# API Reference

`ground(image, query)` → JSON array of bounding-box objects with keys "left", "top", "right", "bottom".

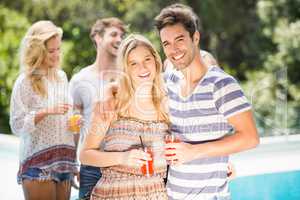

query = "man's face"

[
  {"left": 98, "top": 26, "right": 124, "bottom": 57},
  {"left": 160, "top": 23, "right": 198, "bottom": 71}
]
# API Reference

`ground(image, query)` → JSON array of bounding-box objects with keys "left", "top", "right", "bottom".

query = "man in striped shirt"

[{"left": 155, "top": 4, "right": 259, "bottom": 200}]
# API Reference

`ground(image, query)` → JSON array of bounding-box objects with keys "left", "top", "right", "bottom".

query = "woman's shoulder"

[
  {"left": 13, "top": 73, "right": 31, "bottom": 89},
  {"left": 15, "top": 72, "right": 27, "bottom": 82},
  {"left": 11, "top": 73, "right": 37, "bottom": 99}
]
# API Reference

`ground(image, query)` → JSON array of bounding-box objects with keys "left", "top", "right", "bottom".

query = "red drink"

[
  {"left": 165, "top": 135, "right": 180, "bottom": 143},
  {"left": 165, "top": 133, "right": 180, "bottom": 163},
  {"left": 141, "top": 147, "right": 154, "bottom": 177}
]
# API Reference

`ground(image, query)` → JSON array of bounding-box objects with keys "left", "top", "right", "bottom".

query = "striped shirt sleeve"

[{"left": 213, "top": 76, "right": 251, "bottom": 119}]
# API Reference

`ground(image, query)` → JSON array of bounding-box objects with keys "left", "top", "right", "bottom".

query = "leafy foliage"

[
  {"left": 0, "top": 6, "right": 29, "bottom": 133},
  {"left": 0, "top": 0, "right": 299, "bottom": 135}
]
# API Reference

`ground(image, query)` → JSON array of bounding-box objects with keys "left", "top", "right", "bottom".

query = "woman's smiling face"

[{"left": 127, "top": 45, "right": 157, "bottom": 87}]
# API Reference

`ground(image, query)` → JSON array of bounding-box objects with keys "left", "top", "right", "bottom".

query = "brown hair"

[
  {"left": 155, "top": 3, "right": 200, "bottom": 38},
  {"left": 90, "top": 17, "right": 126, "bottom": 48}
]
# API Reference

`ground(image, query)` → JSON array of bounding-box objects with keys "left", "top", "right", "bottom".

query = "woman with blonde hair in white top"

[{"left": 10, "top": 20, "right": 77, "bottom": 200}]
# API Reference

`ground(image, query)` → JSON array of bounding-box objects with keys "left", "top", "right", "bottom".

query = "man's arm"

[
  {"left": 69, "top": 77, "right": 84, "bottom": 147},
  {"left": 193, "top": 110, "right": 258, "bottom": 158},
  {"left": 165, "top": 110, "right": 259, "bottom": 165}
]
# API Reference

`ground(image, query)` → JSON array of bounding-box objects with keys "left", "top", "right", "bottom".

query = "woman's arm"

[
  {"left": 10, "top": 76, "right": 37, "bottom": 135},
  {"left": 10, "top": 74, "right": 72, "bottom": 135},
  {"left": 79, "top": 100, "right": 150, "bottom": 168},
  {"left": 34, "top": 104, "right": 72, "bottom": 124},
  {"left": 79, "top": 123, "right": 125, "bottom": 167},
  {"left": 35, "top": 71, "right": 71, "bottom": 124}
]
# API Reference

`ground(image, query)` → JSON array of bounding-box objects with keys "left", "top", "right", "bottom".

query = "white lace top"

[{"left": 10, "top": 70, "right": 77, "bottom": 182}]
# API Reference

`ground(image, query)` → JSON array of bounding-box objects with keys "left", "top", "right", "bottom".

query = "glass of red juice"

[{"left": 141, "top": 147, "right": 154, "bottom": 177}]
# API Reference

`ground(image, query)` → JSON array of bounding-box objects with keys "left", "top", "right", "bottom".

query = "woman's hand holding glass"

[
  {"left": 45, "top": 103, "right": 72, "bottom": 115},
  {"left": 34, "top": 103, "right": 72, "bottom": 125},
  {"left": 121, "top": 148, "right": 152, "bottom": 169}
]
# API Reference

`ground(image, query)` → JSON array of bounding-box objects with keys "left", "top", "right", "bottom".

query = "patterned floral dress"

[{"left": 90, "top": 116, "right": 169, "bottom": 200}]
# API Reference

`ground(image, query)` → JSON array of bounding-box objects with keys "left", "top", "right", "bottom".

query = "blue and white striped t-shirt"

[{"left": 165, "top": 65, "right": 251, "bottom": 200}]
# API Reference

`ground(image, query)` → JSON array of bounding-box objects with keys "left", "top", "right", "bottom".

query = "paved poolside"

[
  {"left": 230, "top": 134, "right": 300, "bottom": 177},
  {"left": 0, "top": 134, "right": 78, "bottom": 200}
]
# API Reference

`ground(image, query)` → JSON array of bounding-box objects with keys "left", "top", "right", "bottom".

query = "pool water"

[{"left": 229, "top": 170, "right": 300, "bottom": 200}]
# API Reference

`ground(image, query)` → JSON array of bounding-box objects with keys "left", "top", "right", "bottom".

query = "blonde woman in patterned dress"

[
  {"left": 10, "top": 21, "right": 77, "bottom": 200},
  {"left": 80, "top": 34, "right": 169, "bottom": 200}
]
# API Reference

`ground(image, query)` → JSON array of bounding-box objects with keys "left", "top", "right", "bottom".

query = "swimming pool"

[
  {"left": 1, "top": 134, "right": 300, "bottom": 200},
  {"left": 229, "top": 135, "right": 300, "bottom": 200},
  {"left": 229, "top": 170, "right": 300, "bottom": 200}
]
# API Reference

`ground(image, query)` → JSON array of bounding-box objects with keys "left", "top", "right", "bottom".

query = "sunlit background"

[{"left": 0, "top": 0, "right": 299, "bottom": 199}]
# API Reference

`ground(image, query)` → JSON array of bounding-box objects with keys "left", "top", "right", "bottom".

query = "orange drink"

[{"left": 68, "top": 114, "right": 81, "bottom": 134}]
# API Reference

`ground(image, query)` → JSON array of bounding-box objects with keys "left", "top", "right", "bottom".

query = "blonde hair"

[
  {"left": 116, "top": 34, "right": 169, "bottom": 123},
  {"left": 20, "top": 20, "right": 63, "bottom": 97}
]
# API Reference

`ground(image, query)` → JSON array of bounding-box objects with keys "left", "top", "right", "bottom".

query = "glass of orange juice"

[{"left": 68, "top": 113, "right": 82, "bottom": 134}]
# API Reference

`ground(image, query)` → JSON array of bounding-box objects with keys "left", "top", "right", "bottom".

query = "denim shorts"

[
  {"left": 79, "top": 165, "right": 101, "bottom": 200},
  {"left": 20, "top": 167, "right": 73, "bottom": 183}
]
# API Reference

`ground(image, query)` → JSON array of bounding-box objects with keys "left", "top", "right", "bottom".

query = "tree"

[
  {"left": 0, "top": 6, "right": 30, "bottom": 133},
  {"left": 243, "top": 0, "right": 300, "bottom": 135}
]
